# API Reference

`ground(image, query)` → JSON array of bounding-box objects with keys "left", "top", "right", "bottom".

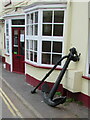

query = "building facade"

[{"left": 0, "top": 0, "right": 90, "bottom": 108}]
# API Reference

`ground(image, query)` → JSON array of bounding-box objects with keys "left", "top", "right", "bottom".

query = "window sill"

[
  {"left": 82, "top": 76, "right": 90, "bottom": 80},
  {"left": 4, "top": 54, "right": 10, "bottom": 57},
  {"left": 25, "top": 61, "right": 62, "bottom": 70}
]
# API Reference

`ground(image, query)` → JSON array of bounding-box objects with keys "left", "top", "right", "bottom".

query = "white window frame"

[
  {"left": 25, "top": 6, "right": 66, "bottom": 68},
  {"left": 5, "top": 20, "right": 10, "bottom": 54}
]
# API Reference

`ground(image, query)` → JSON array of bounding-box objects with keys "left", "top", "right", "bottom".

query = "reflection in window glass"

[
  {"left": 30, "top": 25, "right": 33, "bottom": 35},
  {"left": 30, "top": 51, "right": 33, "bottom": 61},
  {"left": 27, "top": 26, "right": 30, "bottom": 35},
  {"left": 43, "top": 11, "right": 52, "bottom": 23},
  {"left": 34, "top": 52, "right": 37, "bottom": 62},
  {"left": 30, "top": 40, "right": 33, "bottom": 50},
  {"left": 6, "top": 28, "right": 9, "bottom": 36},
  {"left": 6, "top": 23, "right": 8, "bottom": 28},
  {"left": 52, "top": 54, "right": 62, "bottom": 64},
  {"left": 6, "top": 39, "right": 9, "bottom": 54},
  {"left": 34, "top": 41, "right": 37, "bottom": 51},
  {"left": 26, "top": 40, "right": 29, "bottom": 49},
  {"left": 14, "top": 30, "right": 18, "bottom": 45},
  {"left": 14, "top": 47, "right": 18, "bottom": 54},
  {"left": 42, "top": 53, "right": 50, "bottom": 64},
  {"left": 26, "top": 50, "right": 29, "bottom": 60},
  {"left": 42, "top": 41, "right": 51, "bottom": 52},
  {"left": 31, "top": 14, "right": 33, "bottom": 23},
  {"left": 34, "top": 25, "right": 38, "bottom": 35},
  {"left": 6, "top": 21, "right": 9, "bottom": 36},
  {"left": 20, "top": 42, "right": 24, "bottom": 55},
  {"left": 53, "top": 42, "right": 62, "bottom": 53},
  {"left": 29, "top": 25, "right": 33, "bottom": 35},
  {"left": 53, "top": 25, "right": 63, "bottom": 36},
  {"left": 12, "top": 19, "right": 25, "bottom": 25},
  {"left": 35, "top": 12, "right": 38, "bottom": 23},
  {"left": 27, "top": 14, "right": 30, "bottom": 24},
  {"left": 54, "top": 11, "right": 64, "bottom": 23},
  {"left": 43, "top": 24, "right": 52, "bottom": 36}
]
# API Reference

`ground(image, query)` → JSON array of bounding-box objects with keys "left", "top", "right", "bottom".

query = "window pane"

[
  {"left": 12, "top": 19, "right": 25, "bottom": 25},
  {"left": 34, "top": 25, "right": 38, "bottom": 35},
  {"left": 7, "top": 48, "right": 9, "bottom": 53},
  {"left": 54, "top": 11, "right": 64, "bottom": 23},
  {"left": 34, "top": 41, "right": 37, "bottom": 51},
  {"left": 30, "top": 51, "right": 33, "bottom": 61},
  {"left": 14, "top": 47, "right": 18, "bottom": 54},
  {"left": 14, "top": 30, "right": 18, "bottom": 45},
  {"left": 42, "top": 41, "right": 51, "bottom": 52},
  {"left": 30, "top": 40, "right": 33, "bottom": 50},
  {"left": 30, "top": 25, "right": 33, "bottom": 35},
  {"left": 7, "top": 40, "right": 9, "bottom": 53},
  {"left": 6, "top": 29, "right": 9, "bottom": 36},
  {"left": 20, "top": 42, "right": 24, "bottom": 55},
  {"left": 27, "top": 14, "right": 30, "bottom": 24},
  {"left": 6, "top": 23, "right": 8, "bottom": 29},
  {"left": 43, "top": 11, "right": 52, "bottom": 23},
  {"left": 53, "top": 25, "right": 63, "bottom": 36},
  {"left": 31, "top": 13, "right": 33, "bottom": 23},
  {"left": 20, "top": 29, "right": 25, "bottom": 55},
  {"left": 34, "top": 52, "right": 37, "bottom": 62},
  {"left": 42, "top": 53, "right": 50, "bottom": 64},
  {"left": 43, "top": 24, "right": 52, "bottom": 36},
  {"left": 27, "top": 26, "right": 30, "bottom": 35},
  {"left": 7, "top": 40, "right": 9, "bottom": 46},
  {"left": 89, "top": 63, "right": 90, "bottom": 74},
  {"left": 6, "top": 22, "right": 9, "bottom": 36},
  {"left": 52, "top": 54, "right": 62, "bottom": 64},
  {"left": 53, "top": 42, "right": 62, "bottom": 53},
  {"left": 26, "top": 50, "right": 29, "bottom": 60},
  {"left": 35, "top": 12, "right": 38, "bottom": 23}
]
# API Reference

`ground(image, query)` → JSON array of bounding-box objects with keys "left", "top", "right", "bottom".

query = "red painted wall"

[
  {"left": 2, "top": 57, "right": 5, "bottom": 63},
  {"left": 6, "top": 62, "right": 11, "bottom": 71},
  {"left": 26, "top": 73, "right": 90, "bottom": 108}
]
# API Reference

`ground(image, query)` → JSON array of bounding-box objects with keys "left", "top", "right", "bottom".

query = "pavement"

[{"left": 0, "top": 61, "right": 90, "bottom": 119}]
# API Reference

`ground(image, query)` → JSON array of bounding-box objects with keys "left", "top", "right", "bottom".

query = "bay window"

[{"left": 25, "top": 8, "right": 65, "bottom": 67}]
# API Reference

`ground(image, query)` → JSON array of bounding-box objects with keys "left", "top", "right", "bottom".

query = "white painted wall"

[{"left": 25, "top": 1, "right": 90, "bottom": 95}]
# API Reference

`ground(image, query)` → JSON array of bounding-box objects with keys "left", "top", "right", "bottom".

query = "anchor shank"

[{"left": 48, "top": 56, "right": 71, "bottom": 100}]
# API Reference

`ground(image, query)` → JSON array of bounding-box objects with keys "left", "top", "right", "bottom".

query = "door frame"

[{"left": 12, "top": 27, "right": 25, "bottom": 74}]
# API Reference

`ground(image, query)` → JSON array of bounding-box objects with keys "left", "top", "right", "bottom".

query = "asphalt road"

[
  {"left": 1, "top": 96, "right": 15, "bottom": 118},
  {"left": 1, "top": 79, "right": 39, "bottom": 118}
]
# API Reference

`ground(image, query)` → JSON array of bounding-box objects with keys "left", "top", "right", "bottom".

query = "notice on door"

[{"left": 20, "top": 34, "right": 24, "bottom": 42}]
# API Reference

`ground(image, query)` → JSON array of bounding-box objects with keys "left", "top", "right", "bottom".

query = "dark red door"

[{"left": 12, "top": 27, "right": 25, "bottom": 73}]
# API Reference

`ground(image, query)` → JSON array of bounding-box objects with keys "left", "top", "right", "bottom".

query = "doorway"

[{"left": 12, "top": 27, "right": 25, "bottom": 73}]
